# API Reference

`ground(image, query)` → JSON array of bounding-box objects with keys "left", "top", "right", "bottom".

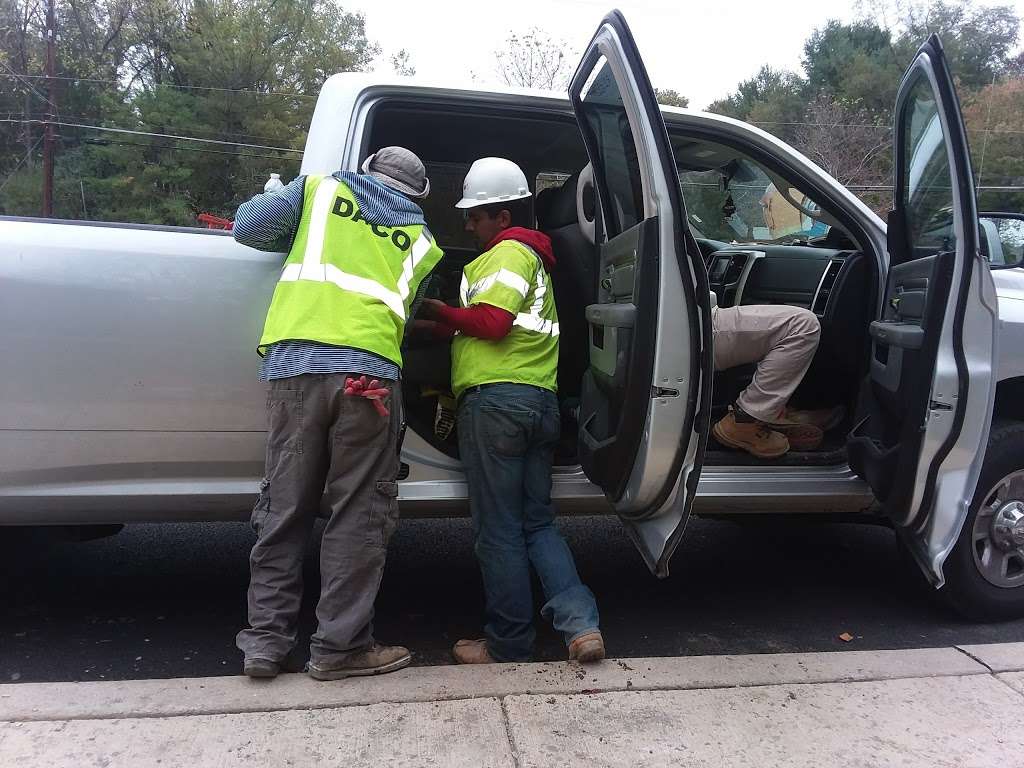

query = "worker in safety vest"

[
  {"left": 419, "top": 157, "right": 604, "bottom": 664},
  {"left": 232, "top": 147, "right": 442, "bottom": 680}
]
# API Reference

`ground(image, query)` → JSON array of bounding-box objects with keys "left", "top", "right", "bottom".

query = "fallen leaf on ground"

[{"left": 838, "top": 632, "right": 854, "bottom": 642}]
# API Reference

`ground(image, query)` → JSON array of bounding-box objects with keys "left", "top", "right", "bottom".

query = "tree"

[
  {"left": 889, "top": 0, "right": 1020, "bottom": 88},
  {"left": 494, "top": 27, "right": 573, "bottom": 90},
  {"left": 795, "top": 95, "right": 893, "bottom": 213},
  {"left": 960, "top": 77, "right": 1024, "bottom": 212},
  {"left": 707, "top": 66, "right": 807, "bottom": 143},
  {"left": 802, "top": 20, "right": 902, "bottom": 113},
  {"left": 391, "top": 48, "right": 415, "bottom": 77},
  {"left": 655, "top": 88, "right": 689, "bottom": 108},
  {"left": 0, "top": 0, "right": 378, "bottom": 222}
]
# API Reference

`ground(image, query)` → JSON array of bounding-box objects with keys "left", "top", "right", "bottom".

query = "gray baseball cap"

[{"left": 360, "top": 146, "right": 430, "bottom": 199}]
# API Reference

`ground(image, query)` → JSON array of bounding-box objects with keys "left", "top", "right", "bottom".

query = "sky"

[{"left": 344, "top": 0, "right": 1024, "bottom": 109}]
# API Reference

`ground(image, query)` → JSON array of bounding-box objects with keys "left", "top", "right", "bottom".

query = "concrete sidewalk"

[{"left": 1, "top": 643, "right": 1022, "bottom": 767}]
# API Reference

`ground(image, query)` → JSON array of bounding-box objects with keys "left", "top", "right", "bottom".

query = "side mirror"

[{"left": 979, "top": 212, "right": 1024, "bottom": 269}]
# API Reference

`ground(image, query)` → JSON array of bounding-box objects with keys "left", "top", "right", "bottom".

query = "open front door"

[
  {"left": 848, "top": 35, "right": 998, "bottom": 585},
  {"left": 570, "top": 11, "right": 712, "bottom": 577}
]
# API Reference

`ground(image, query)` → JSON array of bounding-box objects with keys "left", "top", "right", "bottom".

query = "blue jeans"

[{"left": 458, "top": 383, "right": 600, "bottom": 662}]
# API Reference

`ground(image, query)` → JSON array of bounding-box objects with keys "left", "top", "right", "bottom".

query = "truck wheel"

[{"left": 936, "top": 421, "right": 1024, "bottom": 621}]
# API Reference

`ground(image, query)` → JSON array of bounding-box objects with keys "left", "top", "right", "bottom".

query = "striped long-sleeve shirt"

[{"left": 234, "top": 173, "right": 431, "bottom": 382}]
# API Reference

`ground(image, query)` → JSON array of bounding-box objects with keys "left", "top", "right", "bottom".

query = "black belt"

[{"left": 459, "top": 382, "right": 550, "bottom": 402}]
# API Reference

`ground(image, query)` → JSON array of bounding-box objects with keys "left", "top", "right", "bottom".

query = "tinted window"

[
  {"left": 575, "top": 55, "right": 643, "bottom": 237},
  {"left": 902, "top": 76, "right": 956, "bottom": 257}
]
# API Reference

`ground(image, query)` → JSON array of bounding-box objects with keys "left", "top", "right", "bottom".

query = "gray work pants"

[
  {"left": 236, "top": 373, "right": 403, "bottom": 665},
  {"left": 712, "top": 305, "right": 820, "bottom": 423}
]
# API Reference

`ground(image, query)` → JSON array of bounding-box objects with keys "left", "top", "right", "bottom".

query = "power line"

[
  {"left": 8, "top": 112, "right": 302, "bottom": 145},
  {"left": 750, "top": 119, "right": 1024, "bottom": 136},
  {"left": 0, "top": 72, "right": 316, "bottom": 99},
  {"left": 0, "top": 118, "right": 303, "bottom": 154},
  {"left": 0, "top": 61, "right": 57, "bottom": 112},
  {"left": 81, "top": 137, "right": 302, "bottom": 163}
]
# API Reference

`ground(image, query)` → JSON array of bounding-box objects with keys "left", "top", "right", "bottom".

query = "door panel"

[
  {"left": 570, "top": 12, "right": 712, "bottom": 576},
  {"left": 847, "top": 35, "right": 998, "bottom": 584},
  {"left": 0, "top": 219, "right": 272, "bottom": 497}
]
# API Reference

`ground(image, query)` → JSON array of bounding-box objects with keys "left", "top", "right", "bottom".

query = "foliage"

[
  {"left": 795, "top": 96, "right": 894, "bottom": 212},
  {"left": 655, "top": 88, "right": 689, "bottom": 108},
  {"left": 707, "top": 66, "right": 807, "bottom": 144},
  {"left": 1, "top": 0, "right": 1021, "bottom": 225},
  {"left": 960, "top": 78, "right": 1024, "bottom": 212},
  {"left": 0, "top": 0, "right": 376, "bottom": 221},
  {"left": 802, "top": 20, "right": 902, "bottom": 113},
  {"left": 708, "top": 0, "right": 1022, "bottom": 213}
]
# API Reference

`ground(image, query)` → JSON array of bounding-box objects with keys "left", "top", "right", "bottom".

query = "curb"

[{"left": 3, "top": 644, "right": 1020, "bottom": 722}]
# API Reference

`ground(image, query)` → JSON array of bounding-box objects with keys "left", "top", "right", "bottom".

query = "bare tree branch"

[{"left": 494, "top": 27, "right": 572, "bottom": 90}]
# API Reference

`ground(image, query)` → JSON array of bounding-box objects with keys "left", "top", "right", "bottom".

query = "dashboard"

[{"left": 698, "top": 239, "right": 861, "bottom": 319}]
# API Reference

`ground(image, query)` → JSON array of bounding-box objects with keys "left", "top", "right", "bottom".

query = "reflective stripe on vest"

[
  {"left": 513, "top": 258, "right": 559, "bottom": 337},
  {"left": 459, "top": 249, "right": 559, "bottom": 337},
  {"left": 275, "top": 177, "right": 432, "bottom": 320}
]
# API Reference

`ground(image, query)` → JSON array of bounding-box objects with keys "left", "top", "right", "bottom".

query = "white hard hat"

[{"left": 455, "top": 157, "right": 531, "bottom": 209}]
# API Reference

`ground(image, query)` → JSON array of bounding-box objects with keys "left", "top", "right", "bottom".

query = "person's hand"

[
  {"left": 409, "top": 318, "right": 455, "bottom": 341},
  {"left": 418, "top": 298, "right": 448, "bottom": 320},
  {"left": 343, "top": 375, "right": 390, "bottom": 418}
]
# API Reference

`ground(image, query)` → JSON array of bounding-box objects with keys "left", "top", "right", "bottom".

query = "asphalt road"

[{"left": 3, "top": 515, "right": 1024, "bottom": 683}]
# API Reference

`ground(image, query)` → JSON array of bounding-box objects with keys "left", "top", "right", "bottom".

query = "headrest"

[{"left": 536, "top": 171, "right": 582, "bottom": 230}]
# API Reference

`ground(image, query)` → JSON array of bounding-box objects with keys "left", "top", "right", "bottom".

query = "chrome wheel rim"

[{"left": 972, "top": 470, "right": 1024, "bottom": 589}]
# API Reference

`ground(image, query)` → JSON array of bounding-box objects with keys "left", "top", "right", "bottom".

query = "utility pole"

[{"left": 42, "top": 0, "right": 57, "bottom": 217}]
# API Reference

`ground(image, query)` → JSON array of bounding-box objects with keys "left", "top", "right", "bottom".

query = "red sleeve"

[{"left": 435, "top": 303, "right": 515, "bottom": 340}]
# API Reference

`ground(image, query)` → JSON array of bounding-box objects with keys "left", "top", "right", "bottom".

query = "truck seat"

[{"left": 535, "top": 170, "right": 598, "bottom": 398}]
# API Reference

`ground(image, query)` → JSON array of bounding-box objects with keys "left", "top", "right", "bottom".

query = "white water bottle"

[{"left": 264, "top": 173, "right": 284, "bottom": 194}]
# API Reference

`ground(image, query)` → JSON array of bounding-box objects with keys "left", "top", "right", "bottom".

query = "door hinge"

[
  {"left": 929, "top": 400, "right": 953, "bottom": 411},
  {"left": 653, "top": 387, "right": 679, "bottom": 398}
]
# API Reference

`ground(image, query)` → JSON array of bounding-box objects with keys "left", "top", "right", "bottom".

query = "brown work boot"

[
  {"left": 568, "top": 632, "right": 606, "bottom": 663},
  {"left": 307, "top": 643, "right": 411, "bottom": 681},
  {"left": 775, "top": 423, "right": 825, "bottom": 451},
  {"left": 452, "top": 638, "right": 498, "bottom": 664},
  {"left": 779, "top": 405, "right": 845, "bottom": 432},
  {"left": 712, "top": 410, "right": 789, "bottom": 459}
]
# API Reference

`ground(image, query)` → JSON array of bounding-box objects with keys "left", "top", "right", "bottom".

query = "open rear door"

[
  {"left": 847, "top": 35, "right": 999, "bottom": 585},
  {"left": 570, "top": 11, "right": 712, "bottom": 577}
]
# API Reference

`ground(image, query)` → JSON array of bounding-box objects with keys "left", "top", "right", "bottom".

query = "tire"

[{"left": 935, "top": 420, "right": 1024, "bottom": 621}]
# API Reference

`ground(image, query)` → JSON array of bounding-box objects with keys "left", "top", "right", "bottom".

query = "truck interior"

[{"left": 363, "top": 98, "right": 880, "bottom": 468}]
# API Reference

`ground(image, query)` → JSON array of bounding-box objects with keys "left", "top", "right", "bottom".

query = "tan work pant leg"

[{"left": 712, "top": 305, "right": 821, "bottom": 423}]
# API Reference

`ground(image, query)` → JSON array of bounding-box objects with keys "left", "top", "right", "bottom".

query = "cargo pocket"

[
  {"left": 367, "top": 480, "right": 400, "bottom": 548},
  {"left": 266, "top": 388, "right": 303, "bottom": 455},
  {"left": 250, "top": 477, "right": 271, "bottom": 534}
]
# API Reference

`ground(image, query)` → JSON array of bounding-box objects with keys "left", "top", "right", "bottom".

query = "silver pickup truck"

[{"left": 3, "top": 12, "right": 1024, "bottom": 621}]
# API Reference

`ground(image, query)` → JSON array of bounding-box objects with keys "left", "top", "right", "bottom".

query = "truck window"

[{"left": 672, "top": 137, "right": 837, "bottom": 244}]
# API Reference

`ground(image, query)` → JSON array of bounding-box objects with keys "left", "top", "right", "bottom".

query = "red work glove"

[{"left": 343, "top": 375, "right": 390, "bottom": 418}]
